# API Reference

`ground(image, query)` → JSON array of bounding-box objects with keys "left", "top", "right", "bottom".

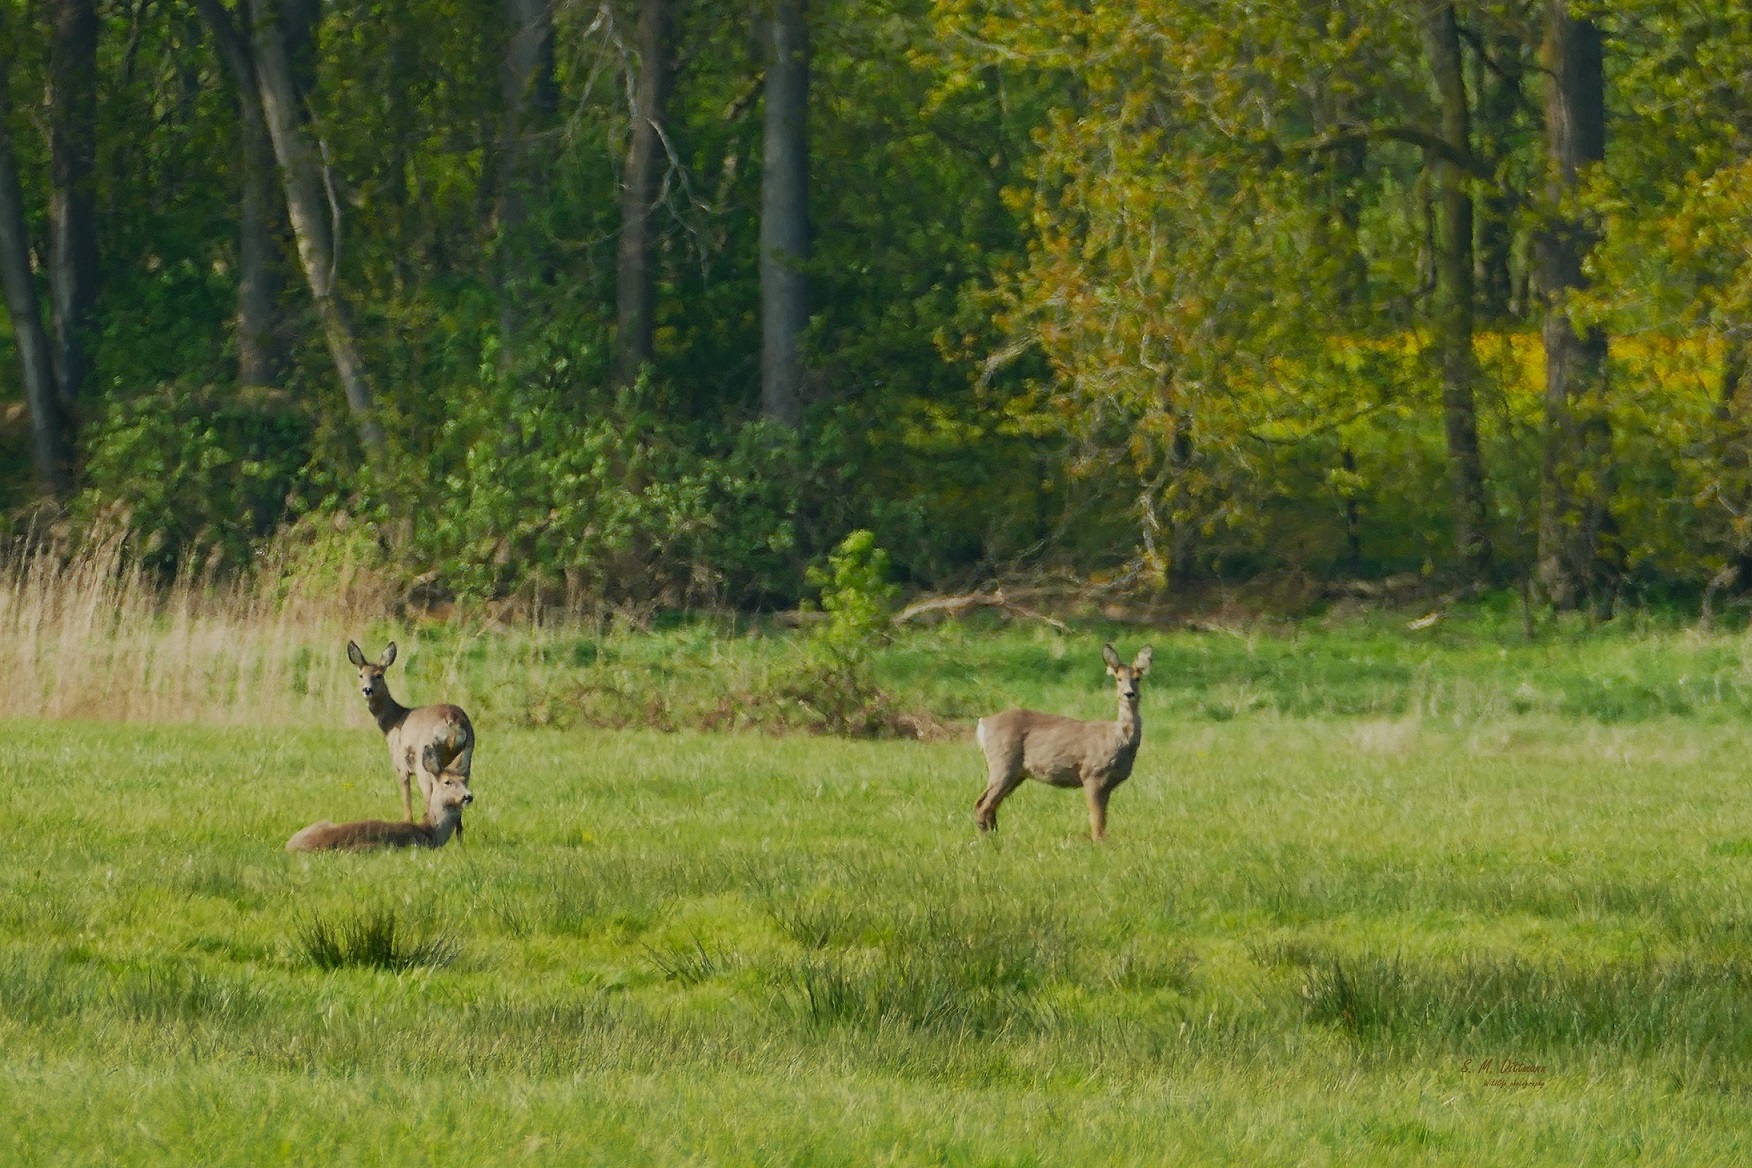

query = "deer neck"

[
  {"left": 367, "top": 687, "right": 411, "bottom": 736},
  {"left": 1116, "top": 695, "right": 1142, "bottom": 745},
  {"left": 418, "top": 804, "right": 463, "bottom": 848}
]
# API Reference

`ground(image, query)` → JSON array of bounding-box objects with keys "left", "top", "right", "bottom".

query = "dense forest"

[{"left": 0, "top": 0, "right": 1748, "bottom": 612}]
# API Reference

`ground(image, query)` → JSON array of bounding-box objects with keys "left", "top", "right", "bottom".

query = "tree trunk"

[
  {"left": 247, "top": 0, "right": 383, "bottom": 454},
  {"left": 195, "top": 0, "right": 286, "bottom": 389},
  {"left": 1475, "top": 27, "right": 1523, "bottom": 322},
  {"left": 497, "top": 0, "right": 555, "bottom": 375},
  {"left": 0, "top": 40, "right": 73, "bottom": 496},
  {"left": 236, "top": 92, "right": 285, "bottom": 388},
  {"left": 614, "top": 0, "right": 673, "bottom": 388},
  {"left": 1717, "top": 338, "right": 1752, "bottom": 580},
  {"left": 1713, "top": 61, "right": 1752, "bottom": 586},
  {"left": 1324, "top": 127, "right": 1368, "bottom": 311},
  {"left": 759, "top": 0, "right": 809, "bottom": 427},
  {"left": 1534, "top": 0, "right": 1609, "bottom": 611},
  {"left": 1425, "top": 1, "right": 1493, "bottom": 583},
  {"left": 48, "top": 0, "right": 99, "bottom": 415},
  {"left": 1341, "top": 447, "right": 1363, "bottom": 571},
  {"left": 1166, "top": 414, "right": 1196, "bottom": 581}
]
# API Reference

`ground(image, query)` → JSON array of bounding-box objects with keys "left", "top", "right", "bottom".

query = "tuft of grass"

[
  {"left": 111, "top": 964, "right": 262, "bottom": 1024},
  {"left": 765, "top": 892, "right": 858, "bottom": 949},
  {"left": 1107, "top": 942, "right": 1198, "bottom": 993},
  {"left": 294, "top": 907, "right": 458, "bottom": 973},
  {"left": 1302, "top": 954, "right": 1752, "bottom": 1058},
  {"left": 643, "top": 935, "right": 735, "bottom": 985},
  {"left": 786, "top": 950, "right": 1054, "bottom": 1037},
  {"left": 781, "top": 902, "right": 1069, "bottom": 1036}
]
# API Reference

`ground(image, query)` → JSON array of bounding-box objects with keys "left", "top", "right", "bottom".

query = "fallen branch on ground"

[{"left": 891, "top": 588, "right": 1069, "bottom": 632}]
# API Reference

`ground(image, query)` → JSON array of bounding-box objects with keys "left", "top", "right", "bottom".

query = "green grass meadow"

[{"left": 7, "top": 616, "right": 1752, "bottom": 1162}]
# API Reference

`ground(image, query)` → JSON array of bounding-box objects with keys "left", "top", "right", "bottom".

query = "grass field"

[{"left": 7, "top": 612, "right": 1752, "bottom": 1163}]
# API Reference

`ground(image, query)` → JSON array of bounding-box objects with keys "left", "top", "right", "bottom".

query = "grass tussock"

[
  {"left": 1303, "top": 953, "right": 1752, "bottom": 1059},
  {"left": 294, "top": 907, "right": 459, "bottom": 973},
  {"left": 643, "top": 936, "right": 739, "bottom": 986},
  {"left": 772, "top": 898, "right": 1074, "bottom": 1037},
  {"left": 111, "top": 964, "right": 265, "bottom": 1025}
]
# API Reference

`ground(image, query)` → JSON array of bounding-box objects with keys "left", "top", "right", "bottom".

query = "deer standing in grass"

[
  {"left": 287, "top": 746, "right": 474, "bottom": 852},
  {"left": 348, "top": 640, "right": 475, "bottom": 835},
  {"left": 974, "top": 643, "right": 1153, "bottom": 842}
]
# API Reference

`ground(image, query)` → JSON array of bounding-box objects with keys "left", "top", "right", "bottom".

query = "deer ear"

[
  {"left": 347, "top": 641, "right": 366, "bottom": 668},
  {"left": 1132, "top": 646, "right": 1153, "bottom": 675},
  {"left": 1102, "top": 643, "right": 1122, "bottom": 673},
  {"left": 380, "top": 642, "right": 397, "bottom": 668},
  {"left": 421, "top": 743, "right": 439, "bottom": 772}
]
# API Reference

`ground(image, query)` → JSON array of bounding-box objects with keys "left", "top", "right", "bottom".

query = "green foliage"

[
  {"left": 806, "top": 529, "right": 900, "bottom": 658},
  {"left": 5, "top": 0, "right": 1752, "bottom": 605},
  {"left": 739, "top": 529, "right": 908, "bottom": 737},
  {"left": 754, "top": 654, "right": 911, "bottom": 738},
  {"left": 74, "top": 384, "right": 312, "bottom": 574},
  {"left": 256, "top": 512, "right": 392, "bottom": 604},
  {"left": 375, "top": 372, "right": 803, "bottom": 607}
]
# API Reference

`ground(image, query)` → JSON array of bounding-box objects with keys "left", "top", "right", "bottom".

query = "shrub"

[
  {"left": 381, "top": 374, "right": 804, "bottom": 608},
  {"left": 806, "top": 529, "right": 900, "bottom": 661},
  {"left": 75, "top": 383, "right": 313, "bottom": 575}
]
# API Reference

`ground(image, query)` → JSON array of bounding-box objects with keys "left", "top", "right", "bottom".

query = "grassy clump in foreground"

[{"left": 5, "top": 645, "right": 1752, "bottom": 1164}]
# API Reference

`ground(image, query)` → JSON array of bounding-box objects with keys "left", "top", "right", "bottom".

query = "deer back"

[
  {"left": 286, "top": 817, "right": 435, "bottom": 853},
  {"left": 388, "top": 703, "right": 474, "bottom": 777}
]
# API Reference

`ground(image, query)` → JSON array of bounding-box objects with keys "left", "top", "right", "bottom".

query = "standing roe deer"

[
  {"left": 347, "top": 640, "right": 475, "bottom": 833},
  {"left": 974, "top": 643, "right": 1153, "bottom": 842},
  {"left": 287, "top": 747, "right": 474, "bottom": 852}
]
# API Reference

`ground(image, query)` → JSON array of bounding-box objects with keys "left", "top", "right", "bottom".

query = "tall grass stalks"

[
  {"left": 0, "top": 535, "right": 937, "bottom": 735},
  {"left": 0, "top": 536, "right": 390, "bottom": 726}
]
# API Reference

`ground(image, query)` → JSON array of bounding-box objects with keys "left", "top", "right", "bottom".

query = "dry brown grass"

[
  {"left": 0, "top": 539, "right": 1047, "bottom": 741},
  {"left": 0, "top": 537, "right": 396, "bottom": 727},
  {"left": 0, "top": 537, "right": 949, "bottom": 737}
]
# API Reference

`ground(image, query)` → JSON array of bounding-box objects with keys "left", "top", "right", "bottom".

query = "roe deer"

[
  {"left": 347, "top": 640, "right": 475, "bottom": 833},
  {"left": 287, "top": 748, "right": 474, "bottom": 852},
  {"left": 974, "top": 643, "right": 1153, "bottom": 842}
]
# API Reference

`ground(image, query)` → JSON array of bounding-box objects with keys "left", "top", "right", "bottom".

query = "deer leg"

[
  {"left": 399, "top": 770, "right": 415, "bottom": 822},
  {"left": 974, "top": 787, "right": 999, "bottom": 832},
  {"left": 1084, "top": 781, "right": 1112, "bottom": 843},
  {"left": 975, "top": 767, "right": 1025, "bottom": 833}
]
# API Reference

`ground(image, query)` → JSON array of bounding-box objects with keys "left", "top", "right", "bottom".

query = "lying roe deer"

[
  {"left": 974, "top": 643, "right": 1153, "bottom": 842},
  {"left": 287, "top": 748, "right": 474, "bottom": 852},
  {"left": 348, "top": 640, "right": 475, "bottom": 833}
]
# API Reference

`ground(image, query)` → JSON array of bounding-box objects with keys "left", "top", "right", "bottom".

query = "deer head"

[
  {"left": 421, "top": 744, "right": 474, "bottom": 814},
  {"left": 426, "top": 770, "right": 474, "bottom": 816},
  {"left": 1102, "top": 642, "right": 1153, "bottom": 705},
  {"left": 347, "top": 640, "right": 397, "bottom": 702}
]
